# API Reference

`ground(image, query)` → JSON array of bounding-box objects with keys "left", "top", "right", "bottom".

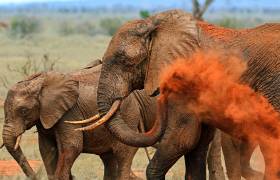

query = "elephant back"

[
  {"left": 69, "top": 63, "right": 102, "bottom": 86},
  {"left": 230, "top": 23, "right": 280, "bottom": 111}
]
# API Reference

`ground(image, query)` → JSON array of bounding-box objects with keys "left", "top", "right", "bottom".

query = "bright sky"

[{"left": 0, "top": 0, "right": 67, "bottom": 3}]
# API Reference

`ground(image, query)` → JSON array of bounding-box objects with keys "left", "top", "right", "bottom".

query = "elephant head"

[
  {"left": 93, "top": 10, "right": 200, "bottom": 146},
  {"left": 2, "top": 72, "right": 79, "bottom": 177}
]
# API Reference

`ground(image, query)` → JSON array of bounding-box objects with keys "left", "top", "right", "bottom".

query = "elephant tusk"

[
  {"left": 65, "top": 114, "right": 101, "bottom": 124},
  {"left": 14, "top": 134, "right": 22, "bottom": 150},
  {"left": 0, "top": 143, "right": 4, "bottom": 149},
  {"left": 75, "top": 100, "right": 121, "bottom": 131}
]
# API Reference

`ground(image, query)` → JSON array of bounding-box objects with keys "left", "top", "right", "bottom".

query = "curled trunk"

[
  {"left": 97, "top": 65, "right": 168, "bottom": 147},
  {"left": 100, "top": 98, "right": 168, "bottom": 147},
  {"left": 98, "top": 77, "right": 167, "bottom": 146},
  {"left": 2, "top": 124, "right": 35, "bottom": 178}
]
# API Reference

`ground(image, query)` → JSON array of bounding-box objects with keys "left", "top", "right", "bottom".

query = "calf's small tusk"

[
  {"left": 65, "top": 114, "right": 101, "bottom": 124},
  {"left": 75, "top": 100, "right": 121, "bottom": 131},
  {"left": 14, "top": 134, "right": 22, "bottom": 150}
]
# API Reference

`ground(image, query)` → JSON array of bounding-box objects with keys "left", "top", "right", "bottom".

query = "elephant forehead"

[{"left": 14, "top": 96, "right": 26, "bottom": 103}]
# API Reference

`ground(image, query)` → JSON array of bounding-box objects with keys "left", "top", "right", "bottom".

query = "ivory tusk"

[
  {"left": 14, "top": 134, "right": 22, "bottom": 150},
  {"left": 65, "top": 114, "right": 101, "bottom": 124},
  {"left": 75, "top": 100, "right": 121, "bottom": 131}
]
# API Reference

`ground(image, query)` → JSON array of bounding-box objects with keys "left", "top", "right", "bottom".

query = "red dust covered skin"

[{"left": 160, "top": 51, "right": 280, "bottom": 179}]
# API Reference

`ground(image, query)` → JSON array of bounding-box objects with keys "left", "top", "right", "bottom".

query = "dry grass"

[
  {"left": 0, "top": 117, "right": 185, "bottom": 179},
  {"left": 0, "top": 13, "right": 265, "bottom": 179},
  {"left": 0, "top": 27, "right": 186, "bottom": 179}
]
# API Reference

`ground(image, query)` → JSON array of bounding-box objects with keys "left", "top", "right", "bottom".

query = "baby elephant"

[{"left": 2, "top": 62, "right": 154, "bottom": 180}]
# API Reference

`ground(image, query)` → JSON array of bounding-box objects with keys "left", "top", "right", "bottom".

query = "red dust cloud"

[{"left": 159, "top": 51, "right": 280, "bottom": 179}]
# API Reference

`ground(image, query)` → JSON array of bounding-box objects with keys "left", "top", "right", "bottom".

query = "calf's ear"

[{"left": 39, "top": 72, "right": 79, "bottom": 129}]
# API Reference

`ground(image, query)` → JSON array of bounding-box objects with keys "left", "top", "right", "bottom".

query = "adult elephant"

[
  {"left": 1, "top": 62, "right": 155, "bottom": 180},
  {"left": 92, "top": 10, "right": 218, "bottom": 180},
  {"left": 78, "top": 10, "right": 277, "bottom": 179}
]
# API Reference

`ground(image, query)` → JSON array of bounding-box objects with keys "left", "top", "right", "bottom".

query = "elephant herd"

[{"left": 1, "top": 9, "right": 280, "bottom": 180}]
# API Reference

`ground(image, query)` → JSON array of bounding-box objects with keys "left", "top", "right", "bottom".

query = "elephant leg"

[
  {"left": 54, "top": 127, "right": 83, "bottom": 180},
  {"left": 146, "top": 110, "right": 202, "bottom": 180},
  {"left": 146, "top": 145, "right": 183, "bottom": 180},
  {"left": 207, "top": 130, "right": 226, "bottom": 180},
  {"left": 38, "top": 132, "right": 58, "bottom": 180},
  {"left": 54, "top": 146, "right": 81, "bottom": 180},
  {"left": 114, "top": 145, "right": 138, "bottom": 180},
  {"left": 240, "top": 141, "right": 263, "bottom": 180},
  {"left": 221, "top": 133, "right": 241, "bottom": 180},
  {"left": 100, "top": 151, "right": 118, "bottom": 180},
  {"left": 185, "top": 124, "right": 215, "bottom": 180},
  {"left": 259, "top": 144, "right": 280, "bottom": 180}
]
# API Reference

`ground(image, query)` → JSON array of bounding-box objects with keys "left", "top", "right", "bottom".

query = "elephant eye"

[{"left": 17, "top": 107, "right": 30, "bottom": 116}]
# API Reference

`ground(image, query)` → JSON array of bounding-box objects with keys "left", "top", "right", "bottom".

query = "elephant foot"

[
  {"left": 242, "top": 168, "right": 263, "bottom": 180},
  {"left": 130, "top": 171, "right": 143, "bottom": 180}
]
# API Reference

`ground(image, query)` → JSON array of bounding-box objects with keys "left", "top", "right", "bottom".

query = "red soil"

[{"left": 0, "top": 160, "right": 41, "bottom": 176}]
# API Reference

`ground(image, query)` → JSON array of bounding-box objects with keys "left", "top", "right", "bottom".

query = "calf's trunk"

[{"left": 2, "top": 124, "right": 36, "bottom": 178}]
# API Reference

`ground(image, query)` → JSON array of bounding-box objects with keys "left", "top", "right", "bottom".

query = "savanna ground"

[{"left": 0, "top": 9, "right": 277, "bottom": 179}]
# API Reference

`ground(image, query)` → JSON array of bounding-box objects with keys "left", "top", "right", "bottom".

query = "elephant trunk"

[
  {"left": 2, "top": 123, "right": 36, "bottom": 178},
  {"left": 97, "top": 73, "right": 168, "bottom": 147}
]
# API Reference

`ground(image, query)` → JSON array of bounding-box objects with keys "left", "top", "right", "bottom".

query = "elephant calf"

[{"left": 1, "top": 62, "right": 155, "bottom": 180}]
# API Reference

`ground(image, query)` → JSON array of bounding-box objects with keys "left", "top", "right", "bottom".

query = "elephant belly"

[{"left": 82, "top": 126, "right": 115, "bottom": 155}]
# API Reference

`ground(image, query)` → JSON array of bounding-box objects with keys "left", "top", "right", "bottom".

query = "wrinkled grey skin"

[
  {"left": 95, "top": 9, "right": 278, "bottom": 179},
  {"left": 207, "top": 130, "right": 226, "bottom": 180},
  {"left": 2, "top": 62, "right": 157, "bottom": 180},
  {"left": 96, "top": 10, "right": 215, "bottom": 180}
]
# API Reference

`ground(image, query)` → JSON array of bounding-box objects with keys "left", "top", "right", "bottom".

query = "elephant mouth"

[{"left": 66, "top": 99, "right": 121, "bottom": 131}]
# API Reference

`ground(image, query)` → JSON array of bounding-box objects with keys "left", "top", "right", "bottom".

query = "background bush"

[
  {"left": 139, "top": 10, "right": 150, "bottom": 19},
  {"left": 58, "top": 21, "right": 97, "bottom": 36},
  {"left": 99, "top": 18, "right": 123, "bottom": 36},
  {"left": 9, "top": 16, "right": 41, "bottom": 38},
  {"left": 216, "top": 17, "right": 243, "bottom": 28}
]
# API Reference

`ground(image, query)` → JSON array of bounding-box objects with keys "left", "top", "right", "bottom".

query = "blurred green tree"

[
  {"left": 139, "top": 10, "right": 150, "bottom": 19},
  {"left": 100, "top": 18, "right": 123, "bottom": 36},
  {"left": 9, "top": 16, "right": 41, "bottom": 38}
]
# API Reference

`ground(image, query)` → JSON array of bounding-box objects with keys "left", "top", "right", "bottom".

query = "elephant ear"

[
  {"left": 39, "top": 72, "right": 79, "bottom": 129},
  {"left": 144, "top": 10, "right": 200, "bottom": 95}
]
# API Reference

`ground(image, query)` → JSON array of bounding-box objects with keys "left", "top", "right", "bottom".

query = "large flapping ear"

[
  {"left": 39, "top": 72, "right": 79, "bottom": 129},
  {"left": 144, "top": 10, "right": 200, "bottom": 95}
]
